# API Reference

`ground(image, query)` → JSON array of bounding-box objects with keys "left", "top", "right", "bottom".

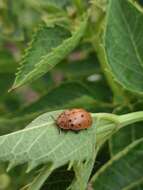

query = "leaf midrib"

[
  {"left": 0, "top": 121, "right": 54, "bottom": 138},
  {"left": 91, "top": 138, "right": 143, "bottom": 182},
  {"left": 0, "top": 122, "right": 93, "bottom": 165}
]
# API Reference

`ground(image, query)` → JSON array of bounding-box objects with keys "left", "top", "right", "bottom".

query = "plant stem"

[
  {"left": 88, "top": 1, "right": 127, "bottom": 104},
  {"left": 94, "top": 111, "right": 143, "bottom": 130},
  {"left": 91, "top": 35, "right": 126, "bottom": 104},
  {"left": 119, "top": 111, "right": 143, "bottom": 128},
  {"left": 93, "top": 111, "right": 143, "bottom": 143}
]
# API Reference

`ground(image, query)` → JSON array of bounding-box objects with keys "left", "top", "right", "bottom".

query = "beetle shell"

[{"left": 56, "top": 109, "right": 92, "bottom": 131}]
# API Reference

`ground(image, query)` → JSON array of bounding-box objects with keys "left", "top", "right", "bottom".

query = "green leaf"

[
  {"left": 55, "top": 53, "right": 99, "bottom": 79},
  {"left": 0, "top": 110, "right": 96, "bottom": 173},
  {"left": 103, "top": 0, "right": 143, "bottom": 94},
  {"left": 131, "top": 183, "right": 143, "bottom": 190},
  {"left": 24, "top": 155, "right": 97, "bottom": 190},
  {"left": 68, "top": 148, "right": 98, "bottom": 190},
  {"left": 0, "top": 113, "right": 38, "bottom": 135},
  {"left": 91, "top": 138, "right": 143, "bottom": 190},
  {"left": 84, "top": 80, "right": 112, "bottom": 102},
  {"left": 109, "top": 122, "right": 143, "bottom": 156},
  {"left": 11, "top": 17, "right": 88, "bottom": 90},
  {"left": 109, "top": 126, "right": 135, "bottom": 156},
  {"left": 19, "top": 82, "right": 96, "bottom": 115}
]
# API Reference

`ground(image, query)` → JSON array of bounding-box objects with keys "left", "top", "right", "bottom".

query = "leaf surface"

[
  {"left": 104, "top": 0, "right": 143, "bottom": 93},
  {"left": 12, "top": 18, "right": 87, "bottom": 89},
  {"left": 92, "top": 138, "right": 143, "bottom": 190},
  {"left": 109, "top": 126, "right": 135, "bottom": 156},
  {"left": 109, "top": 122, "right": 143, "bottom": 156},
  {"left": 0, "top": 110, "right": 96, "bottom": 173}
]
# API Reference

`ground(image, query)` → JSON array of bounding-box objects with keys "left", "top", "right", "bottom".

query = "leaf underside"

[{"left": 0, "top": 110, "right": 96, "bottom": 173}]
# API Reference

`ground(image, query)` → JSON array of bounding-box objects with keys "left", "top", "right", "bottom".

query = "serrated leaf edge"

[{"left": 11, "top": 17, "right": 88, "bottom": 90}]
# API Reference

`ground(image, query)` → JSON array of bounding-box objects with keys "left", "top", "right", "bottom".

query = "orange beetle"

[{"left": 56, "top": 108, "right": 92, "bottom": 131}]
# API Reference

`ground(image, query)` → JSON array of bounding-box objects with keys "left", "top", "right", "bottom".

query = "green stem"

[
  {"left": 119, "top": 111, "right": 143, "bottom": 127},
  {"left": 92, "top": 37, "right": 126, "bottom": 104},
  {"left": 93, "top": 111, "right": 143, "bottom": 143},
  {"left": 94, "top": 111, "right": 143, "bottom": 130}
]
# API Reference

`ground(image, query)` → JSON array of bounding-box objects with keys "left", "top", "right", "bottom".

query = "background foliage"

[{"left": 0, "top": 0, "right": 143, "bottom": 189}]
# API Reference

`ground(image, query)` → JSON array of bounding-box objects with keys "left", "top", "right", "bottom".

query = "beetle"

[{"left": 56, "top": 108, "right": 92, "bottom": 131}]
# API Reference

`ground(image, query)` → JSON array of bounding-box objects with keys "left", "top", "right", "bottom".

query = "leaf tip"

[
  {"left": 26, "top": 162, "right": 36, "bottom": 173},
  {"left": 8, "top": 86, "right": 15, "bottom": 93},
  {"left": 67, "top": 160, "right": 74, "bottom": 170},
  {"left": 8, "top": 84, "right": 18, "bottom": 92},
  {"left": 7, "top": 161, "right": 15, "bottom": 172}
]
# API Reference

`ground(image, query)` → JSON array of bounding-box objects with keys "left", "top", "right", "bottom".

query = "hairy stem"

[
  {"left": 93, "top": 111, "right": 143, "bottom": 143},
  {"left": 119, "top": 111, "right": 143, "bottom": 127}
]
